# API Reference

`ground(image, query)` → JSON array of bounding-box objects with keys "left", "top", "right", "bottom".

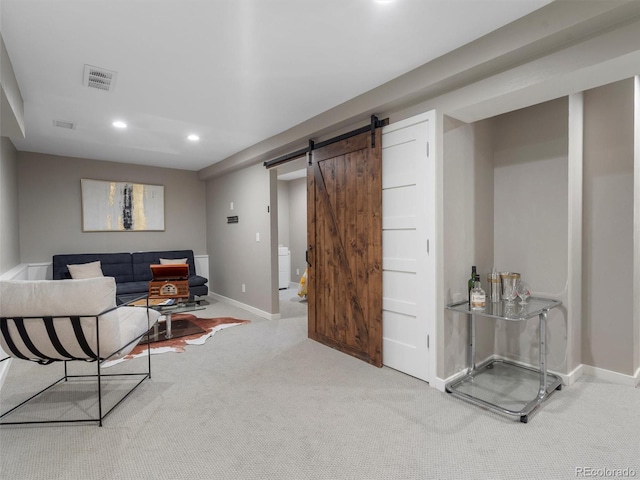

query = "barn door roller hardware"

[{"left": 264, "top": 115, "right": 387, "bottom": 169}]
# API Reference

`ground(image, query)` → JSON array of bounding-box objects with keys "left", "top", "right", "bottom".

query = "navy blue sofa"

[{"left": 52, "top": 249, "right": 208, "bottom": 301}]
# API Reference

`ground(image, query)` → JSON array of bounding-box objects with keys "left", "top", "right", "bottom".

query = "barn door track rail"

[{"left": 263, "top": 115, "right": 388, "bottom": 169}]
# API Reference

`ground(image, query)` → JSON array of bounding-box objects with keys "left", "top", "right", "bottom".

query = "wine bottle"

[
  {"left": 468, "top": 266, "right": 477, "bottom": 305},
  {"left": 470, "top": 275, "right": 486, "bottom": 310}
]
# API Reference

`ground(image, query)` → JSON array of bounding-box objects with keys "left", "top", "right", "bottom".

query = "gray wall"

[
  {"left": 1, "top": 35, "right": 25, "bottom": 138},
  {"left": 636, "top": 76, "right": 640, "bottom": 377},
  {"left": 287, "top": 177, "right": 307, "bottom": 282},
  {"left": 276, "top": 176, "right": 307, "bottom": 284},
  {"left": 277, "top": 180, "right": 290, "bottom": 251},
  {"left": 193, "top": 4, "right": 640, "bottom": 380},
  {"left": 443, "top": 98, "right": 570, "bottom": 377},
  {"left": 443, "top": 116, "right": 495, "bottom": 377},
  {"left": 199, "top": 3, "right": 640, "bottom": 182},
  {"left": 583, "top": 79, "right": 635, "bottom": 375},
  {"left": 492, "top": 98, "right": 569, "bottom": 373},
  {"left": 206, "top": 163, "right": 276, "bottom": 314},
  {"left": 0, "top": 137, "right": 20, "bottom": 274},
  {"left": 18, "top": 152, "right": 207, "bottom": 263}
]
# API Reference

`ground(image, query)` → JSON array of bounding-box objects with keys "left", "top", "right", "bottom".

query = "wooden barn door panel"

[{"left": 307, "top": 130, "right": 383, "bottom": 367}]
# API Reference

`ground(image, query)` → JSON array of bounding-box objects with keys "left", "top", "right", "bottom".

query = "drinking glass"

[
  {"left": 503, "top": 282, "right": 518, "bottom": 304},
  {"left": 517, "top": 281, "right": 531, "bottom": 304},
  {"left": 500, "top": 272, "right": 520, "bottom": 305}
]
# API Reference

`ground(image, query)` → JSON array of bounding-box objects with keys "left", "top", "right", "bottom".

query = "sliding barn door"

[{"left": 307, "top": 130, "right": 383, "bottom": 367}]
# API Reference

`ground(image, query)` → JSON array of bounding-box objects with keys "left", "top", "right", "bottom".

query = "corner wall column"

[
  {"left": 567, "top": 92, "right": 584, "bottom": 382},
  {"left": 634, "top": 76, "right": 640, "bottom": 379}
]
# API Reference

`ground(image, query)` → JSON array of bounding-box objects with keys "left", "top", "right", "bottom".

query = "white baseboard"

[
  {"left": 435, "top": 354, "right": 495, "bottom": 393},
  {"left": 207, "top": 292, "right": 279, "bottom": 320},
  {"left": 433, "top": 369, "right": 470, "bottom": 393},
  {"left": 0, "top": 263, "right": 29, "bottom": 280},
  {"left": 430, "top": 376, "right": 448, "bottom": 393},
  {"left": 563, "top": 363, "right": 584, "bottom": 387},
  {"left": 7, "top": 259, "right": 204, "bottom": 282},
  {"left": 581, "top": 364, "right": 640, "bottom": 387},
  {"left": 28, "top": 262, "right": 52, "bottom": 280},
  {"left": 194, "top": 255, "right": 209, "bottom": 282}
]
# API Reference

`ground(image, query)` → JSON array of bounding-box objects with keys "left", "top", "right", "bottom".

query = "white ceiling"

[{"left": 1, "top": 0, "right": 552, "bottom": 171}]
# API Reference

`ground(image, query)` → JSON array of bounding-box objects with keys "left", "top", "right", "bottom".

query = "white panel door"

[{"left": 382, "top": 111, "right": 434, "bottom": 382}]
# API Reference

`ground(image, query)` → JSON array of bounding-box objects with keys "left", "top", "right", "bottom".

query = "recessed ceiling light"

[
  {"left": 187, "top": 134, "right": 200, "bottom": 141},
  {"left": 112, "top": 121, "right": 127, "bottom": 129}
]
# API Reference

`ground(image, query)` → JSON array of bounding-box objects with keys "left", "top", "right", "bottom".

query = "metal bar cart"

[{"left": 446, "top": 297, "right": 563, "bottom": 423}]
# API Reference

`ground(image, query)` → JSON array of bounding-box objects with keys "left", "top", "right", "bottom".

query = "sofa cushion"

[
  {"left": 53, "top": 253, "right": 134, "bottom": 283},
  {"left": 116, "top": 281, "right": 151, "bottom": 296},
  {"left": 132, "top": 250, "right": 197, "bottom": 282},
  {"left": 67, "top": 260, "right": 104, "bottom": 279},
  {"left": 159, "top": 257, "right": 187, "bottom": 265}
]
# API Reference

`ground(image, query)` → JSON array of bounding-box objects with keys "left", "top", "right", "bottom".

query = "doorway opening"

[{"left": 275, "top": 157, "right": 308, "bottom": 319}]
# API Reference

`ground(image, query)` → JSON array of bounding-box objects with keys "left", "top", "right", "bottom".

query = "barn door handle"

[{"left": 306, "top": 246, "right": 312, "bottom": 267}]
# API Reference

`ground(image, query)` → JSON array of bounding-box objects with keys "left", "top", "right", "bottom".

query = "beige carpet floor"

[{"left": 1, "top": 295, "right": 639, "bottom": 480}]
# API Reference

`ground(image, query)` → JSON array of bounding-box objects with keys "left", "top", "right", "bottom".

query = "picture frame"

[{"left": 81, "top": 179, "right": 165, "bottom": 232}]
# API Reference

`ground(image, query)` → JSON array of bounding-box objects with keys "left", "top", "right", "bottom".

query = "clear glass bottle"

[
  {"left": 470, "top": 275, "right": 486, "bottom": 310},
  {"left": 468, "top": 265, "right": 477, "bottom": 305}
]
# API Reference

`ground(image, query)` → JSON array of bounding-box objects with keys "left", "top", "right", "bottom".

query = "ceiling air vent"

[
  {"left": 53, "top": 120, "right": 76, "bottom": 129},
  {"left": 83, "top": 64, "right": 118, "bottom": 92}
]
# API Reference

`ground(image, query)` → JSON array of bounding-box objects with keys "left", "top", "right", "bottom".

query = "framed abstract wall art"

[{"left": 81, "top": 179, "right": 165, "bottom": 232}]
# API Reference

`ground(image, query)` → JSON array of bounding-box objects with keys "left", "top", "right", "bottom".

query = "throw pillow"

[
  {"left": 159, "top": 258, "right": 188, "bottom": 265},
  {"left": 67, "top": 260, "right": 104, "bottom": 279}
]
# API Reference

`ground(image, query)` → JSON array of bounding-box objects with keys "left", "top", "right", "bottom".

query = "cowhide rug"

[{"left": 103, "top": 314, "right": 250, "bottom": 367}]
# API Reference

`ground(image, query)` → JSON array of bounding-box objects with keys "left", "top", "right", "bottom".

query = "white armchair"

[{"left": 0, "top": 277, "right": 161, "bottom": 426}]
